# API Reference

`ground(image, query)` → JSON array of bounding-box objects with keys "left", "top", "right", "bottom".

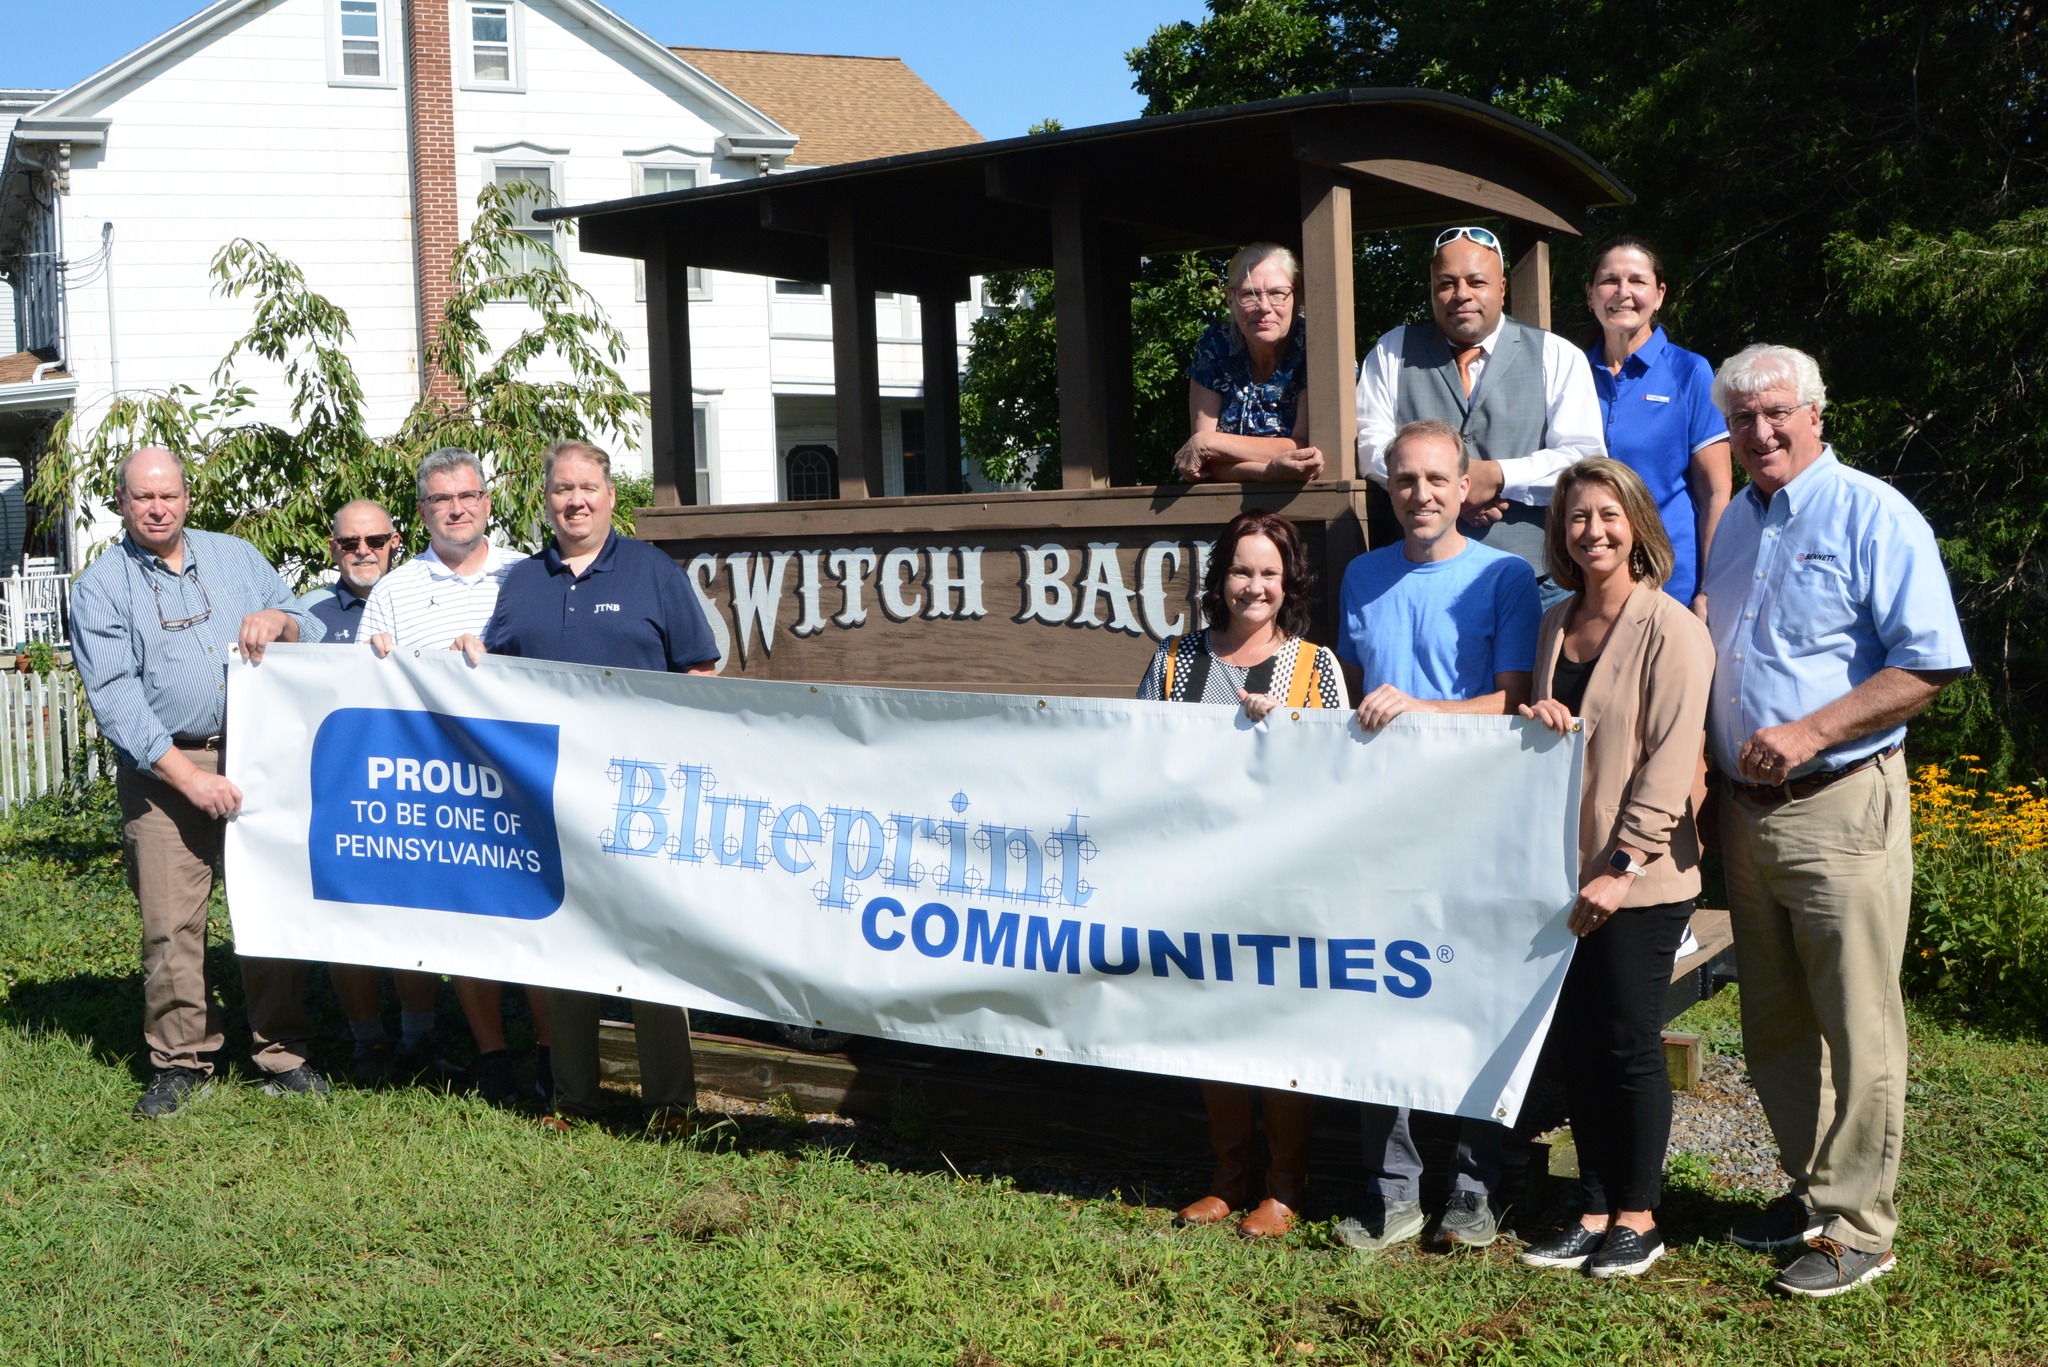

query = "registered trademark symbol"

[{"left": 1436, "top": 944, "right": 1454, "bottom": 964}]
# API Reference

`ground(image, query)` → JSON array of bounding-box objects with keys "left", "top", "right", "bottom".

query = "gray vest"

[{"left": 1395, "top": 317, "right": 1551, "bottom": 573}]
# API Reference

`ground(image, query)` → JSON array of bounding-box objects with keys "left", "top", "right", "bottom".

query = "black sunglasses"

[{"left": 333, "top": 533, "right": 396, "bottom": 553}]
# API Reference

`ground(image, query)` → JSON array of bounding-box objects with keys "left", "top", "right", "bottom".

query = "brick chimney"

[{"left": 405, "top": 0, "right": 464, "bottom": 407}]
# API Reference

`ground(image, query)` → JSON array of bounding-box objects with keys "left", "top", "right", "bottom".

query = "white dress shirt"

[{"left": 1353, "top": 320, "right": 1607, "bottom": 504}]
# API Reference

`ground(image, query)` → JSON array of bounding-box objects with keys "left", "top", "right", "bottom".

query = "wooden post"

[
  {"left": 1297, "top": 166, "right": 1356, "bottom": 481},
  {"left": 1506, "top": 225, "right": 1553, "bottom": 332},
  {"left": 920, "top": 284, "right": 964, "bottom": 495},
  {"left": 828, "top": 203, "right": 882, "bottom": 499},
  {"left": 643, "top": 242, "right": 696, "bottom": 507},
  {"left": 1050, "top": 180, "right": 1134, "bottom": 489}
]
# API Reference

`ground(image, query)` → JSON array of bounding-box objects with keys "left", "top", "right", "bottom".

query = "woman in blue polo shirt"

[{"left": 1584, "top": 237, "right": 1730, "bottom": 614}]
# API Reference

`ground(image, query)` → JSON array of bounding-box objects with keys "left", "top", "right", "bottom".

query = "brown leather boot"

[
  {"left": 1239, "top": 1089, "right": 1315, "bottom": 1238},
  {"left": 1178, "top": 1082, "right": 1255, "bottom": 1225}
]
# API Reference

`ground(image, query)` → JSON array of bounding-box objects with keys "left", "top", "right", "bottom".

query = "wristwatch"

[{"left": 1608, "top": 849, "right": 1647, "bottom": 878}]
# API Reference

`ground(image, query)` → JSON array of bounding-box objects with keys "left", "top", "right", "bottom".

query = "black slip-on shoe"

[
  {"left": 1519, "top": 1223, "right": 1606, "bottom": 1269},
  {"left": 1588, "top": 1225, "right": 1666, "bottom": 1278}
]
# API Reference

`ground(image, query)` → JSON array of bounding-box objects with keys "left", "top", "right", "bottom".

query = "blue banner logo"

[{"left": 308, "top": 708, "right": 564, "bottom": 920}]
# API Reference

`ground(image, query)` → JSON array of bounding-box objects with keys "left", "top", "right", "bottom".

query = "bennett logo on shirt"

[
  {"left": 308, "top": 708, "right": 565, "bottom": 919},
  {"left": 1796, "top": 551, "right": 1841, "bottom": 565}
]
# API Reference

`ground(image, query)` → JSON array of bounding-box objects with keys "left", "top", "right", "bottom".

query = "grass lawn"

[{"left": 3, "top": 788, "right": 2046, "bottom": 1365}]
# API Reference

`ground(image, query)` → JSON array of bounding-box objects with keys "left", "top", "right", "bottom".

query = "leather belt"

[
  {"left": 173, "top": 735, "right": 223, "bottom": 752},
  {"left": 1727, "top": 742, "right": 1900, "bottom": 808}
]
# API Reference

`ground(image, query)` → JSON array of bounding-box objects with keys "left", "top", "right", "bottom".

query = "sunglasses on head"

[
  {"left": 333, "top": 533, "right": 395, "bottom": 553},
  {"left": 1434, "top": 225, "right": 1505, "bottom": 260}
]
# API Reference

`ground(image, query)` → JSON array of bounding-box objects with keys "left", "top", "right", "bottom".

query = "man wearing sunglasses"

[
  {"left": 299, "top": 501, "right": 398, "bottom": 646},
  {"left": 70, "top": 446, "right": 328, "bottom": 1118},
  {"left": 1355, "top": 226, "right": 1605, "bottom": 602},
  {"left": 299, "top": 499, "right": 448, "bottom": 1086}
]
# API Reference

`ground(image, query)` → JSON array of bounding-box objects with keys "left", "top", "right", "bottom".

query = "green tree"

[
  {"left": 967, "top": 0, "right": 2046, "bottom": 763},
  {"left": 31, "top": 180, "right": 643, "bottom": 582}
]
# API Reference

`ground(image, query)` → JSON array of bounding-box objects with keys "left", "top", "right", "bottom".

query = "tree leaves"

[{"left": 31, "top": 181, "right": 644, "bottom": 587}]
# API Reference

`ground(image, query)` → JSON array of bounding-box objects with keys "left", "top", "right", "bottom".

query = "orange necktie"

[{"left": 1453, "top": 345, "right": 1483, "bottom": 396}]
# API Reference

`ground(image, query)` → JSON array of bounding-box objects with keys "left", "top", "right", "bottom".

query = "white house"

[{"left": 0, "top": 0, "right": 985, "bottom": 576}]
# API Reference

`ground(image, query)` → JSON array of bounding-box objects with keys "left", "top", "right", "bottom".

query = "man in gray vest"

[{"left": 1355, "top": 226, "right": 1605, "bottom": 599}]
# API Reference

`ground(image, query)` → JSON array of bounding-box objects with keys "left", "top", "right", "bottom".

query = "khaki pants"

[
  {"left": 547, "top": 989, "right": 694, "bottom": 1114},
  {"left": 118, "top": 752, "right": 313, "bottom": 1077},
  {"left": 1723, "top": 749, "right": 1912, "bottom": 1253}
]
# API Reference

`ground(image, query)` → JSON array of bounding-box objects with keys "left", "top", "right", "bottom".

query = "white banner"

[{"left": 224, "top": 646, "right": 1582, "bottom": 1123}]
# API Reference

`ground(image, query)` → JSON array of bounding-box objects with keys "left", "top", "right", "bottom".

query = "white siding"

[{"left": 23, "top": 0, "right": 972, "bottom": 520}]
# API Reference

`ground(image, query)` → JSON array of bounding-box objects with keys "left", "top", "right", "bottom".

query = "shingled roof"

[
  {"left": 670, "top": 47, "right": 980, "bottom": 166},
  {"left": 0, "top": 351, "right": 66, "bottom": 385}
]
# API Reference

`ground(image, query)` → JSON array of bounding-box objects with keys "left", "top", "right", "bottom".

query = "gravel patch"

[{"left": 1668, "top": 1051, "right": 1781, "bottom": 1189}]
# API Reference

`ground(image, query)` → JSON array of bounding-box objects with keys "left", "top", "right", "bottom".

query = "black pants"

[{"left": 1553, "top": 898, "right": 1693, "bottom": 1214}]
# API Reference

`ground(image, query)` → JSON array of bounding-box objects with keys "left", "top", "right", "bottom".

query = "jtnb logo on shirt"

[{"left": 308, "top": 708, "right": 565, "bottom": 919}]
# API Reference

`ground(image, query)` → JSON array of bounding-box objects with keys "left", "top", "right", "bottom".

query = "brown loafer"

[
  {"left": 1176, "top": 1195, "right": 1237, "bottom": 1226},
  {"left": 1239, "top": 1197, "right": 1297, "bottom": 1239}
]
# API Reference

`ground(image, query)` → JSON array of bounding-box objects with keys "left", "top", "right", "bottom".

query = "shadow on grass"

[{"left": 0, "top": 953, "right": 539, "bottom": 1091}]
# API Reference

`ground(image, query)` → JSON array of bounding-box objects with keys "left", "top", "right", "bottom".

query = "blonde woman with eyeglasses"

[{"left": 1172, "top": 242, "right": 1325, "bottom": 484}]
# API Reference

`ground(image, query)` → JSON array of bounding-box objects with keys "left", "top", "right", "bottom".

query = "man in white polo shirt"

[{"left": 362, "top": 446, "right": 550, "bottom": 1106}]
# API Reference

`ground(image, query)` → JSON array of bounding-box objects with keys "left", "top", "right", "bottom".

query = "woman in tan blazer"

[{"left": 1514, "top": 457, "right": 1714, "bottom": 1280}]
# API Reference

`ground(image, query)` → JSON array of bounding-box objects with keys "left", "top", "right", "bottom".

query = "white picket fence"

[{"left": 0, "top": 670, "right": 105, "bottom": 812}]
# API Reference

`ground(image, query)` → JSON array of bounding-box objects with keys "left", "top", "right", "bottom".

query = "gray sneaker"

[
  {"left": 1429, "top": 1189, "right": 1499, "bottom": 1249},
  {"left": 1772, "top": 1238, "right": 1896, "bottom": 1298},
  {"left": 1334, "top": 1196, "right": 1426, "bottom": 1252},
  {"left": 259, "top": 1064, "right": 332, "bottom": 1098}
]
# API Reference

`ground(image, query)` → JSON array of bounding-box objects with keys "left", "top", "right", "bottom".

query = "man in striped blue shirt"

[
  {"left": 362, "top": 447, "right": 549, "bottom": 1106},
  {"left": 70, "top": 446, "right": 327, "bottom": 1118}
]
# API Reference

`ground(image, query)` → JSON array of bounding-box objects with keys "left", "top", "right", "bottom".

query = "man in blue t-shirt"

[
  {"left": 1332, "top": 418, "right": 1541, "bottom": 1255},
  {"left": 458, "top": 441, "right": 719, "bottom": 1137}
]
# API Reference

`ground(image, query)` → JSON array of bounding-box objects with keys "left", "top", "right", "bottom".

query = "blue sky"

[{"left": 0, "top": 1, "right": 1209, "bottom": 139}]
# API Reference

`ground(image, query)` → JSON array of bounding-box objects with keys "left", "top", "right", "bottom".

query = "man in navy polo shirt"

[{"left": 459, "top": 440, "right": 719, "bottom": 1136}]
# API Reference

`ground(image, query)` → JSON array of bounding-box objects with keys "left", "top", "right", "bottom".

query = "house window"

[
  {"left": 492, "top": 163, "right": 555, "bottom": 270},
  {"left": 899, "top": 409, "right": 928, "bottom": 496},
  {"left": 635, "top": 165, "right": 707, "bottom": 299},
  {"left": 466, "top": 2, "right": 519, "bottom": 86},
  {"left": 693, "top": 405, "right": 711, "bottom": 504},
  {"left": 774, "top": 280, "right": 824, "bottom": 296},
  {"left": 341, "top": 0, "right": 382, "bottom": 75},
  {"left": 786, "top": 446, "right": 839, "bottom": 501},
  {"left": 329, "top": 0, "right": 392, "bottom": 85}
]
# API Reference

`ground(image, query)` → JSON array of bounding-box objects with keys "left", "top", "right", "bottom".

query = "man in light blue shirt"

[
  {"left": 70, "top": 447, "right": 326, "bottom": 1118},
  {"left": 1703, "top": 345, "right": 1968, "bottom": 1299},
  {"left": 1332, "top": 419, "right": 1540, "bottom": 1255}
]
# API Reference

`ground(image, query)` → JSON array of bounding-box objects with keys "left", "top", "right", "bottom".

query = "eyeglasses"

[
  {"left": 1434, "top": 226, "right": 1505, "bottom": 261},
  {"left": 422, "top": 489, "right": 487, "bottom": 510},
  {"left": 1231, "top": 286, "right": 1294, "bottom": 309},
  {"left": 148, "top": 564, "right": 213, "bottom": 632},
  {"left": 332, "top": 533, "right": 396, "bottom": 553},
  {"left": 1727, "top": 403, "right": 1811, "bottom": 430}
]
